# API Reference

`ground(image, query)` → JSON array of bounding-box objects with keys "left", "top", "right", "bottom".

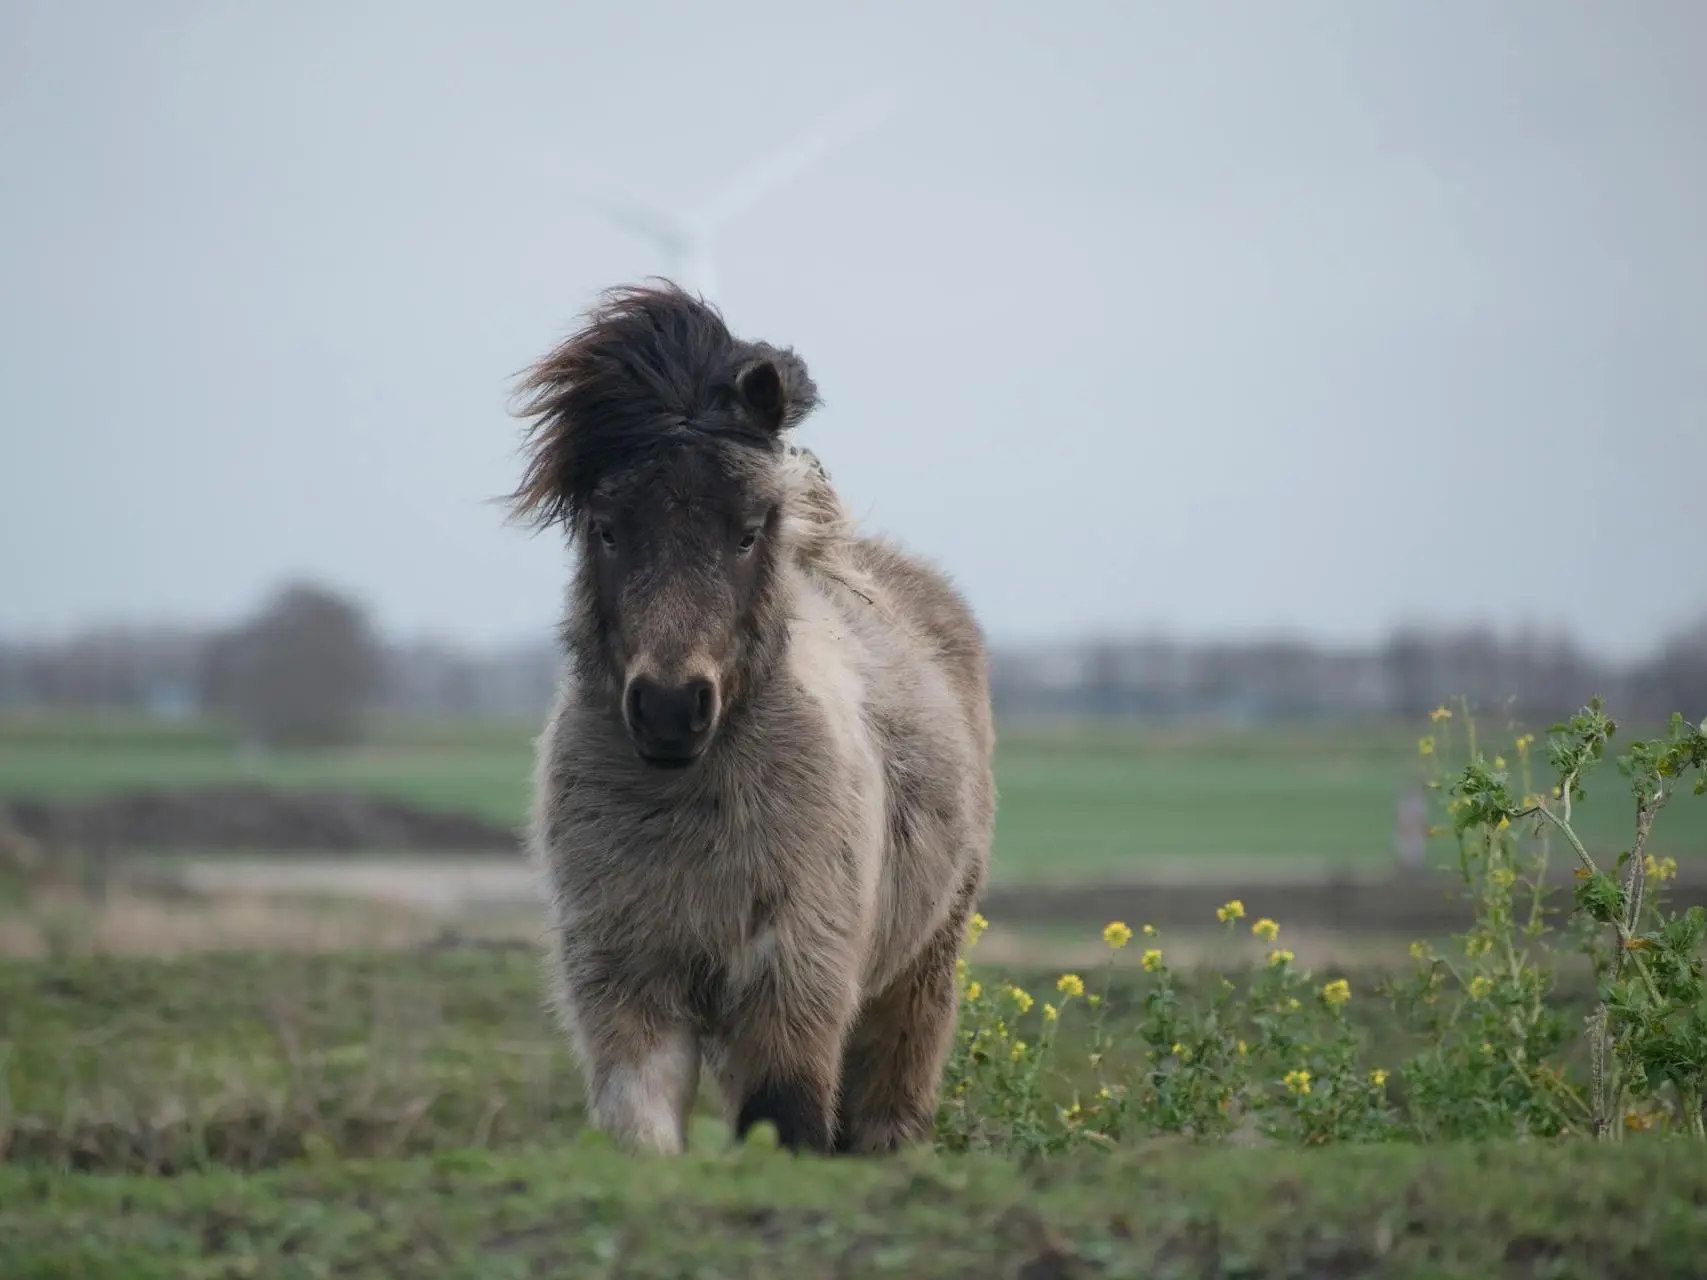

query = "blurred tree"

[
  {"left": 1631, "top": 616, "right": 1707, "bottom": 725},
  {"left": 202, "top": 581, "right": 382, "bottom": 748}
]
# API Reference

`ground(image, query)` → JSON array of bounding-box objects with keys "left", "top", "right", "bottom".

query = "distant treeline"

[
  {"left": 0, "top": 583, "right": 560, "bottom": 744},
  {"left": 993, "top": 624, "right": 1705, "bottom": 729},
  {"left": 2, "top": 581, "right": 1703, "bottom": 738}
]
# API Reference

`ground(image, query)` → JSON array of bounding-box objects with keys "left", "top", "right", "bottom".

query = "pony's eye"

[
  {"left": 736, "top": 529, "right": 760, "bottom": 553},
  {"left": 594, "top": 522, "right": 617, "bottom": 550}
]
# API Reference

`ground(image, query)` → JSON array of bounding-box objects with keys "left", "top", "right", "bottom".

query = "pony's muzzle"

[{"left": 623, "top": 672, "right": 719, "bottom": 767}]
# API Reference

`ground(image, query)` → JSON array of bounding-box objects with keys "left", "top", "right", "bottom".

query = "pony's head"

[{"left": 509, "top": 282, "right": 819, "bottom": 768}]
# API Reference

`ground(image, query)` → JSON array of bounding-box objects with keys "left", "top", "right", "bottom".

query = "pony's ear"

[
  {"left": 736, "top": 344, "right": 819, "bottom": 434},
  {"left": 736, "top": 360, "right": 787, "bottom": 432}
]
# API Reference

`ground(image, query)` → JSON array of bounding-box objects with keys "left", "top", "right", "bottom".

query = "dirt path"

[{"left": 167, "top": 855, "right": 537, "bottom": 913}]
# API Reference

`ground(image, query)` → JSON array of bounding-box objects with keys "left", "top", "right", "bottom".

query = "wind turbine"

[{"left": 560, "top": 85, "right": 906, "bottom": 301}]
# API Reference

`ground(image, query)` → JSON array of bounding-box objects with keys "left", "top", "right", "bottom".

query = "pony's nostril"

[{"left": 689, "top": 681, "right": 714, "bottom": 734}]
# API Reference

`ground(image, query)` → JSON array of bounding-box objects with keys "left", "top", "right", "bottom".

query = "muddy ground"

[{"left": 4, "top": 784, "right": 518, "bottom": 855}]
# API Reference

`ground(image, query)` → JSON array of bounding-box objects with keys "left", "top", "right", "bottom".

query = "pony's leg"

[
  {"left": 573, "top": 1002, "right": 701, "bottom": 1156},
  {"left": 833, "top": 888, "right": 974, "bottom": 1154},
  {"left": 716, "top": 954, "right": 859, "bottom": 1155}
]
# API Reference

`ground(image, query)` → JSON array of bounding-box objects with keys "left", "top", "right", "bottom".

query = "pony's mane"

[
  {"left": 777, "top": 444, "right": 879, "bottom": 606},
  {"left": 507, "top": 281, "right": 818, "bottom": 530}
]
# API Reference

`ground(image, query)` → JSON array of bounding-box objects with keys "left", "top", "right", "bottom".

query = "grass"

[
  {"left": 7, "top": 1140, "right": 1707, "bottom": 1278},
  {"left": 2, "top": 945, "right": 1703, "bottom": 1277},
  {"left": 0, "top": 715, "right": 533, "bottom": 840},
  {"left": 4, "top": 713, "right": 1703, "bottom": 880},
  {"left": 0, "top": 942, "right": 1573, "bottom": 1173},
  {"left": 0, "top": 947, "right": 576, "bottom": 1172}
]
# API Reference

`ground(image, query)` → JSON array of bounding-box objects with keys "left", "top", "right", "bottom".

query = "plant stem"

[
  {"left": 1619, "top": 792, "right": 1663, "bottom": 972},
  {"left": 1519, "top": 803, "right": 1596, "bottom": 878},
  {"left": 1588, "top": 1006, "right": 1609, "bottom": 1139},
  {"left": 1683, "top": 1086, "right": 1706, "bottom": 1140}
]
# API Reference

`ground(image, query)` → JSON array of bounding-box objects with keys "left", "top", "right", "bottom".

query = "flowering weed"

[{"left": 937, "top": 699, "right": 1707, "bottom": 1155}]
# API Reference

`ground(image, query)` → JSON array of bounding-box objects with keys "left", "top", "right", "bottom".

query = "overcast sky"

[{"left": 3, "top": 0, "right": 1703, "bottom": 660}]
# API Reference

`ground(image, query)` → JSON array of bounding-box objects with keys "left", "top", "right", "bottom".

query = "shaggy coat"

[{"left": 511, "top": 283, "right": 994, "bottom": 1156}]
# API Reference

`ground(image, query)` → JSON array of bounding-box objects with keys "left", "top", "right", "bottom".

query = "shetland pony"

[{"left": 510, "top": 283, "right": 994, "bottom": 1155}]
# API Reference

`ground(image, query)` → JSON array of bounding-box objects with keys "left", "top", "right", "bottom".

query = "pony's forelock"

[{"left": 506, "top": 281, "right": 820, "bottom": 531}]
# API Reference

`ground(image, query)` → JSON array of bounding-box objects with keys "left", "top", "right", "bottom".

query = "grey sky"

[{"left": 3, "top": 0, "right": 1703, "bottom": 661}]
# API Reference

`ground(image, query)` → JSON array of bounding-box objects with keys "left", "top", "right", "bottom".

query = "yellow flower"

[
  {"left": 1521, "top": 793, "right": 1542, "bottom": 810},
  {"left": 1087, "top": 994, "right": 1102, "bottom": 1008},
  {"left": 1008, "top": 986, "right": 1034, "bottom": 1014},
  {"left": 1418, "top": 736, "right": 1436, "bottom": 756},
  {"left": 1468, "top": 975, "right": 1493, "bottom": 1000},
  {"left": 1141, "top": 923, "right": 1157, "bottom": 936},
  {"left": 1286, "top": 998, "right": 1301, "bottom": 1011},
  {"left": 1010, "top": 1040, "right": 1027, "bottom": 1061},
  {"left": 1141, "top": 948, "right": 1164, "bottom": 973},
  {"left": 1489, "top": 867, "right": 1515, "bottom": 889},
  {"left": 965, "top": 982, "right": 982, "bottom": 1001},
  {"left": 1268, "top": 949, "right": 1295, "bottom": 968},
  {"left": 1493, "top": 755, "right": 1507, "bottom": 770},
  {"left": 1216, "top": 899, "right": 1247, "bottom": 923},
  {"left": 1430, "top": 705, "right": 1452, "bottom": 723},
  {"left": 1321, "top": 979, "right": 1351, "bottom": 1007},
  {"left": 1645, "top": 854, "right": 1678, "bottom": 883},
  {"left": 1481, "top": 1041, "right": 1494, "bottom": 1056},
  {"left": 1251, "top": 917, "right": 1280, "bottom": 943},
  {"left": 1170, "top": 1041, "right": 1183, "bottom": 1056},
  {"left": 1370, "top": 1068, "right": 1388, "bottom": 1088},
  {"left": 1283, "top": 1069, "right": 1312, "bottom": 1095},
  {"left": 1042, "top": 1003, "right": 1058, "bottom": 1023},
  {"left": 1088, "top": 1052, "right": 1102, "bottom": 1068},
  {"left": 1496, "top": 816, "right": 1511, "bottom": 831},
  {"left": 1236, "top": 1040, "right": 1248, "bottom": 1056},
  {"left": 1102, "top": 921, "right": 1133, "bottom": 950},
  {"left": 1057, "top": 973, "right": 1084, "bottom": 998},
  {"left": 1408, "top": 940, "right": 1430, "bottom": 962},
  {"left": 966, "top": 913, "right": 988, "bottom": 947},
  {"left": 1097, "top": 1086, "right": 1113, "bottom": 1101},
  {"left": 955, "top": 957, "right": 968, "bottom": 981},
  {"left": 1516, "top": 734, "right": 1535, "bottom": 754}
]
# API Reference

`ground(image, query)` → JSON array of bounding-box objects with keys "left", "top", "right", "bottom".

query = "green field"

[
  {"left": 3, "top": 947, "right": 1703, "bottom": 1277},
  {"left": 2, "top": 713, "right": 1703, "bottom": 881}
]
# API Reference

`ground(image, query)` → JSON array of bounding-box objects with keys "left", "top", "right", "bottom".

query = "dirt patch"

[
  {"left": 3, "top": 785, "right": 519, "bottom": 855},
  {"left": 167, "top": 856, "right": 537, "bottom": 914}
]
